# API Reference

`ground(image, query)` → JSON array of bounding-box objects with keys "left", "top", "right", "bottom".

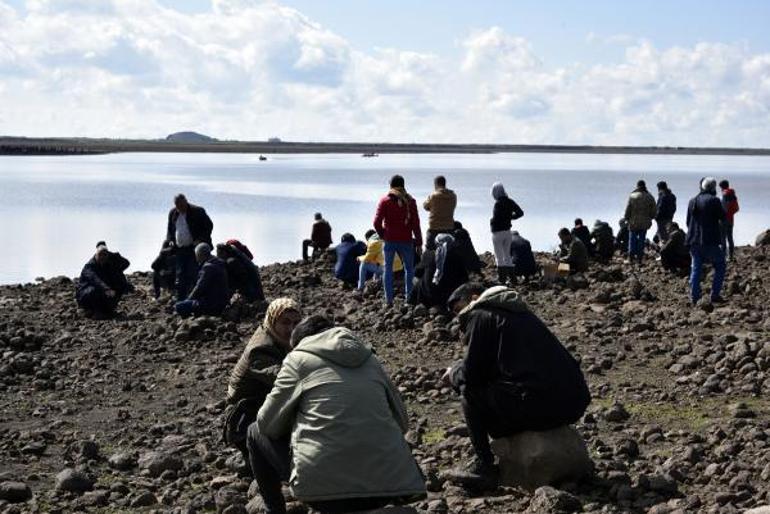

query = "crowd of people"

[{"left": 71, "top": 173, "right": 741, "bottom": 512}]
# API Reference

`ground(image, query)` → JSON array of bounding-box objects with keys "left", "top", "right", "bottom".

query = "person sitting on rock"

[
  {"left": 442, "top": 284, "right": 591, "bottom": 490},
  {"left": 216, "top": 242, "right": 265, "bottom": 303},
  {"left": 76, "top": 243, "right": 132, "bottom": 318},
  {"left": 151, "top": 240, "right": 176, "bottom": 299},
  {"left": 423, "top": 175, "right": 457, "bottom": 250},
  {"left": 509, "top": 231, "right": 538, "bottom": 282},
  {"left": 408, "top": 233, "right": 469, "bottom": 308},
  {"left": 557, "top": 228, "right": 589, "bottom": 273},
  {"left": 660, "top": 222, "right": 690, "bottom": 274},
  {"left": 224, "top": 298, "right": 302, "bottom": 473},
  {"left": 333, "top": 233, "right": 366, "bottom": 286},
  {"left": 302, "top": 212, "right": 333, "bottom": 262},
  {"left": 453, "top": 221, "right": 484, "bottom": 275},
  {"left": 247, "top": 317, "right": 426, "bottom": 513},
  {"left": 571, "top": 218, "right": 594, "bottom": 256},
  {"left": 616, "top": 218, "right": 630, "bottom": 255},
  {"left": 590, "top": 220, "right": 616, "bottom": 262},
  {"left": 174, "top": 243, "right": 229, "bottom": 318}
]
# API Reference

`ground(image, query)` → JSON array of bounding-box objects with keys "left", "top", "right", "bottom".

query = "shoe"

[
  {"left": 710, "top": 296, "right": 726, "bottom": 304},
  {"left": 443, "top": 457, "right": 499, "bottom": 491}
]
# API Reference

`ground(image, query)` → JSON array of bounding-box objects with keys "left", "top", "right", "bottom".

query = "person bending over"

[
  {"left": 509, "top": 231, "right": 538, "bottom": 282},
  {"left": 216, "top": 242, "right": 265, "bottom": 303},
  {"left": 557, "top": 228, "right": 589, "bottom": 273},
  {"left": 76, "top": 243, "right": 132, "bottom": 318},
  {"left": 409, "top": 233, "right": 469, "bottom": 308},
  {"left": 590, "top": 220, "right": 615, "bottom": 262}
]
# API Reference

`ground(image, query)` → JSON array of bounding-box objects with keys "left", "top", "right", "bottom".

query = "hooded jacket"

[
  {"left": 721, "top": 188, "right": 740, "bottom": 224},
  {"left": 189, "top": 256, "right": 230, "bottom": 315},
  {"left": 509, "top": 233, "right": 537, "bottom": 276},
  {"left": 624, "top": 188, "right": 657, "bottom": 231},
  {"left": 257, "top": 327, "right": 426, "bottom": 502},
  {"left": 423, "top": 188, "right": 457, "bottom": 231},
  {"left": 373, "top": 191, "right": 422, "bottom": 245},
  {"left": 656, "top": 188, "right": 677, "bottom": 221},
  {"left": 590, "top": 222, "right": 615, "bottom": 259},
  {"left": 76, "top": 252, "right": 131, "bottom": 301}
]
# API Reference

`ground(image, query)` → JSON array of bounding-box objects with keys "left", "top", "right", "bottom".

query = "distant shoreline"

[{"left": 2, "top": 136, "right": 770, "bottom": 156}]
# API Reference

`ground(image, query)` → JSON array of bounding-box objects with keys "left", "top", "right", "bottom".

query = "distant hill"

[{"left": 166, "top": 131, "right": 217, "bottom": 143}]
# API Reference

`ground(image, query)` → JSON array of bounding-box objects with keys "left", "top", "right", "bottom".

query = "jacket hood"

[
  {"left": 294, "top": 327, "right": 372, "bottom": 368},
  {"left": 457, "top": 285, "right": 529, "bottom": 326}
]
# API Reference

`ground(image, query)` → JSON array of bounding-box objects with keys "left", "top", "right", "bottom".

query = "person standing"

[
  {"left": 687, "top": 177, "right": 727, "bottom": 305},
  {"left": 166, "top": 194, "right": 214, "bottom": 300},
  {"left": 719, "top": 180, "right": 740, "bottom": 260},
  {"left": 623, "top": 180, "right": 657, "bottom": 264},
  {"left": 490, "top": 183, "right": 524, "bottom": 284},
  {"left": 373, "top": 175, "right": 422, "bottom": 305},
  {"left": 423, "top": 175, "right": 457, "bottom": 250},
  {"left": 655, "top": 181, "right": 677, "bottom": 243},
  {"left": 302, "top": 213, "right": 333, "bottom": 262}
]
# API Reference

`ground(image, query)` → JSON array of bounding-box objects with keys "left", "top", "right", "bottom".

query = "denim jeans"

[
  {"left": 175, "top": 246, "right": 198, "bottom": 301},
  {"left": 383, "top": 241, "right": 415, "bottom": 305},
  {"left": 174, "top": 299, "right": 199, "bottom": 318},
  {"left": 358, "top": 261, "right": 383, "bottom": 290},
  {"left": 690, "top": 244, "right": 726, "bottom": 303},
  {"left": 628, "top": 230, "right": 646, "bottom": 259}
]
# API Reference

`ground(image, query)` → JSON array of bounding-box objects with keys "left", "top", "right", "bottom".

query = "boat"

[
  {"left": 259, "top": 155, "right": 267, "bottom": 161},
  {"left": 362, "top": 152, "right": 379, "bottom": 158}
]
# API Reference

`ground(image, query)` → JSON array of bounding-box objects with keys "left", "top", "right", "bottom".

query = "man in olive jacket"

[
  {"left": 247, "top": 319, "right": 426, "bottom": 514},
  {"left": 623, "top": 180, "right": 657, "bottom": 264},
  {"left": 423, "top": 175, "right": 458, "bottom": 250}
]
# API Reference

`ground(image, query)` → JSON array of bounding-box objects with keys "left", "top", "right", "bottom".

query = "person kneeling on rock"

[
  {"left": 75, "top": 243, "right": 132, "bottom": 318},
  {"left": 223, "top": 298, "right": 302, "bottom": 474},
  {"left": 247, "top": 316, "right": 426, "bottom": 514},
  {"left": 174, "top": 243, "right": 229, "bottom": 318},
  {"left": 442, "top": 283, "right": 591, "bottom": 491},
  {"left": 216, "top": 241, "right": 266, "bottom": 303}
]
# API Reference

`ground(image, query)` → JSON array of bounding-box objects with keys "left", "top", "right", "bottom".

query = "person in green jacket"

[{"left": 246, "top": 317, "right": 426, "bottom": 514}]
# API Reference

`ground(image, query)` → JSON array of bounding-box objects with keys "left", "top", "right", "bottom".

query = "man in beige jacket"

[{"left": 423, "top": 175, "right": 457, "bottom": 250}]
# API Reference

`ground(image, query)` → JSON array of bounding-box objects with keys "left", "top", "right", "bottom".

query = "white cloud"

[{"left": 0, "top": 0, "right": 769, "bottom": 147}]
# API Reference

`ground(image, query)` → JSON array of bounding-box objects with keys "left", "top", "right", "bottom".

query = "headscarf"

[
  {"left": 389, "top": 186, "right": 413, "bottom": 225},
  {"left": 491, "top": 182, "right": 507, "bottom": 201},
  {"left": 263, "top": 298, "right": 301, "bottom": 340},
  {"left": 433, "top": 233, "right": 455, "bottom": 285}
]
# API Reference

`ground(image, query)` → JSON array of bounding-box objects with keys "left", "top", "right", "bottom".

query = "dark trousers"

[
  {"left": 722, "top": 221, "right": 735, "bottom": 258},
  {"left": 302, "top": 240, "right": 329, "bottom": 261},
  {"left": 246, "top": 423, "right": 390, "bottom": 514},
  {"left": 175, "top": 246, "right": 198, "bottom": 301},
  {"left": 655, "top": 218, "right": 672, "bottom": 243},
  {"left": 77, "top": 286, "right": 120, "bottom": 314}
]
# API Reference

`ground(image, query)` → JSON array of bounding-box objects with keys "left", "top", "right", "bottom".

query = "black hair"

[
  {"left": 365, "top": 229, "right": 376, "bottom": 239},
  {"left": 574, "top": 218, "right": 583, "bottom": 226},
  {"left": 657, "top": 181, "right": 668, "bottom": 190},
  {"left": 434, "top": 175, "right": 446, "bottom": 188},
  {"left": 719, "top": 179, "right": 729, "bottom": 189},
  {"left": 174, "top": 193, "right": 187, "bottom": 203},
  {"left": 341, "top": 233, "right": 356, "bottom": 243},
  {"left": 95, "top": 241, "right": 106, "bottom": 248},
  {"left": 558, "top": 227, "right": 571, "bottom": 238},
  {"left": 390, "top": 175, "right": 405, "bottom": 188},
  {"left": 636, "top": 180, "right": 646, "bottom": 189},
  {"left": 447, "top": 283, "right": 486, "bottom": 310},
  {"left": 290, "top": 315, "right": 334, "bottom": 348},
  {"left": 454, "top": 221, "right": 463, "bottom": 229},
  {"left": 314, "top": 212, "right": 322, "bottom": 220}
]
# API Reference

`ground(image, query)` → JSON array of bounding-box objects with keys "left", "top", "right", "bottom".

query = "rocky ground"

[{"left": 1, "top": 244, "right": 770, "bottom": 514}]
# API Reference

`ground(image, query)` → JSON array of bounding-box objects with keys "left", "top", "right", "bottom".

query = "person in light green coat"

[{"left": 246, "top": 316, "right": 426, "bottom": 514}]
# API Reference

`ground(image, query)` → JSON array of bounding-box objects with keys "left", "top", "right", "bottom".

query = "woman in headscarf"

[
  {"left": 223, "top": 298, "right": 302, "bottom": 470},
  {"left": 489, "top": 182, "right": 524, "bottom": 284},
  {"left": 408, "top": 233, "right": 469, "bottom": 308}
]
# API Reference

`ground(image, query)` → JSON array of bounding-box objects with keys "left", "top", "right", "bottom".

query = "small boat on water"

[
  {"left": 362, "top": 152, "right": 379, "bottom": 158},
  {"left": 259, "top": 155, "right": 267, "bottom": 161}
]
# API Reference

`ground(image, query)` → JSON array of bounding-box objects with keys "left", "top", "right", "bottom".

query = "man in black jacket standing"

[
  {"left": 442, "top": 284, "right": 591, "bottom": 490},
  {"left": 686, "top": 177, "right": 727, "bottom": 305},
  {"left": 655, "top": 181, "right": 677, "bottom": 243},
  {"left": 166, "top": 194, "right": 214, "bottom": 300}
]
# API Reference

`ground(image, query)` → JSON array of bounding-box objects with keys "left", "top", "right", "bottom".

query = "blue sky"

[{"left": 1, "top": 0, "right": 769, "bottom": 146}]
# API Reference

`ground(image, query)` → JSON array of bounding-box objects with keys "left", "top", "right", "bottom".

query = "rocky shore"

[{"left": 1, "top": 244, "right": 770, "bottom": 513}]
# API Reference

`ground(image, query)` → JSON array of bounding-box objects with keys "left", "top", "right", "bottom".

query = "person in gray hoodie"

[{"left": 247, "top": 317, "right": 426, "bottom": 514}]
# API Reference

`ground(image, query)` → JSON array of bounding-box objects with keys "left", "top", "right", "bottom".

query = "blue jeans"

[
  {"left": 358, "top": 262, "right": 383, "bottom": 290},
  {"left": 690, "top": 245, "right": 726, "bottom": 303},
  {"left": 629, "top": 230, "right": 646, "bottom": 259},
  {"left": 383, "top": 241, "right": 415, "bottom": 305},
  {"left": 175, "top": 299, "right": 199, "bottom": 318},
  {"left": 175, "top": 246, "right": 198, "bottom": 301}
]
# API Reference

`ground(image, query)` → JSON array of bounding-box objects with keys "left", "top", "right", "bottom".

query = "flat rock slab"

[{"left": 491, "top": 425, "right": 592, "bottom": 490}]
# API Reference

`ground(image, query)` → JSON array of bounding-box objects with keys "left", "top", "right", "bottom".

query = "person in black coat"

[
  {"left": 686, "top": 177, "right": 727, "bottom": 304},
  {"left": 442, "top": 284, "right": 590, "bottom": 490},
  {"left": 76, "top": 243, "right": 132, "bottom": 317},
  {"left": 571, "top": 218, "right": 594, "bottom": 256},
  {"left": 408, "top": 234, "right": 469, "bottom": 308},
  {"left": 333, "top": 233, "right": 367, "bottom": 285},
  {"left": 660, "top": 222, "right": 690, "bottom": 274},
  {"left": 151, "top": 240, "right": 176, "bottom": 299},
  {"left": 166, "top": 194, "right": 214, "bottom": 301},
  {"left": 590, "top": 220, "right": 615, "bottom": 262},
  {"left": 509, "top": 231, "right": 537, "bottom": 281},
  {"left": 175, "top": 243, "right": 230, "bottom": 318},
  {"left": 655, "top": 181, "right": 677, "bottom": 243},
  {"left": 216, "top": 242, "right": 266, "bottom": 303},
  {"left": 453, "top": 221, "right": 484, "bottom": 274},
  {"left": 616, "top": 218, "right": 630, "bottom": 255}
]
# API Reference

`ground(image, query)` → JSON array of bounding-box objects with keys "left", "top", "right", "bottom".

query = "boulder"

[
  {"left": 138, "top": 451, "right": 183, "bottom": 477},
  {"left": 527, "top": 486, "right": 582, "bottom": 513},
  {"left": 745, "top": 508, "right": 770, "bottom": 514},
  {"left": 0, "top": 481, "right": 32, "bottom": 503},
  {"left": 491, "top": 425, "right": 592, "bottom": 489},
  {"left": 55, "top": 468, "right": 94, "bottom": 493},
  {"left": 756, "top": 230, "right": 770, "bottom": 246}
]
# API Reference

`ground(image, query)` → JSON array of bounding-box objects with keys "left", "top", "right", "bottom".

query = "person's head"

[
  {"left": 558, "top": 227, "right": 572, "bottom": 243},
  {"left": 364, "top": 229, "right": 376, "bottom": 240},
  {"left": 215, "top": 243, "right": 230, "bottom": 259},
  {"left": 701, "top": 177, "right": 717, "bottom": 194},
  {"left": 667, "top": 221, "right": 679, "bottom": 232},
  {"left": 263, "top": 298, "right": 302, "bottom": 346},
  {"left": 719, "top": 179, "right": 730, "bottom": 190},
  {"left": 314, "top": 212, "right": 323, "bottom": 221},
  {"left": 657, "top": 181, "right": 668, "bottom": 191},
  {"left": 574, "top": 218, "right": 583, "bottom": 227},
  {"left": 290, "top": 315, "right": 335, "bottom": 348},
  {"left": 636, "top": 180, "right": 646, "bottom": 190},
  {"left": 619, "top": 218, "right": 628, "bottom": 228},
  {"left": 162, "top": 239, "right": 173, "bottom": 250},
  {"left": 95, "top": 240, "right": 106, "bottom": 248},
  {"left": 447, "top": 283, "right": 486, "bottom": 315},
  {"left": 491, "top": 182, "right": 507, "bottom": 200},
  {"left": 454, "top": 221, "right": 463, "bottom": 230},
  {"left": 194, "top": 242, "right": 212, "bottom": 264},
  {"left": 390, "top": 175, "right": 405, "bottom": 189},
  {"left": 341, "top": 233, "right": 355, "bottom": 244},
  {"left": 95, "top": 244, "right": 109, "bottom": 265},
  {"left": 511, "top": 230, "right": 519, "bottom": 237},
  {"left": 174, "top": 194, "right": 189, "bottom": 213},
  {"left": 434, "top": 175, "right": 446, "bottom": 189}
]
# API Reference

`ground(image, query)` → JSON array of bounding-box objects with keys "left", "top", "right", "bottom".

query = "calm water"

[{"left": 1, "top": 152, "right": 769, "bottom": 284}]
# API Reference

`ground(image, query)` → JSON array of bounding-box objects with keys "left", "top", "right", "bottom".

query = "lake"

[{"left": 1, "top": 152, "right": 769, "bottom": 285}]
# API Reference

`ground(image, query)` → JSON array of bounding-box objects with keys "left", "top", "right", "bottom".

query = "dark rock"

[
  {"left": 0, "top": 481, "right": 32, "bottom": 503},
  {"left": 527, "top": 486, "right": 582, "bottom": 513},
  {"left": 138, "top": 451, "right": 183, "bottom": 477},
  {"left": 55, "top": 468, "right": 94, "bottom": 493}
]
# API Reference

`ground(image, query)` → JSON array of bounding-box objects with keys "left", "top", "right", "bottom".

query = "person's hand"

[
  {"left": 105, "top": 289, "right": 116, "bottom": 298},
  {"left": 441, "top": 367, "right": 453, "bottom": 388}
]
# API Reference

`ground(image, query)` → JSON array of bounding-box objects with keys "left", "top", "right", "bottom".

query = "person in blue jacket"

[
  {"left": 334, "top": 233, "right": 366, "bottom": 285},
  {"left": 175, "top": 243, "right": 230, "bottom": 317},
  {"left": 686, "top": 177, "right": 727, "bottom": 305}
]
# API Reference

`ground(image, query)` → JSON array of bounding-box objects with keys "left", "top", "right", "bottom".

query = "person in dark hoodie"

[
  {"left": 571, "top": 218, "right": 594, "bottom": 256},
  {"left": 76, "top": 243, "right": 132, "bottom": 317},
  {"left": 166, "top": 194, "right": 214, "bottom": 301},
  {"left": 333, "top": 233, "right": 367, "bottom": 286},
  {"left": 687, "top": 177, "right": 727, "bottom": 305},
  {"left": 590, "top": 220, "right": 615, "bottom": 262},
  {"left": 174, "top": 243, "right": 229, "bottom": 317},
  {"left": 151, "top": 240, "right": 176, "bottom": 299},
  {"left": 216, "top": 242, "right": 266, "bottom": 303},
  {"left": 409, "top": 233, "right": 469, "bottom": 308},
  {"left": 490, "top": 182, "right": 524, "bottom": 284},
  {"left": 453, "top": 221, "right": 484, "bottom": 275},
  {"left": 509, "top": 231, "right": 538, "bottom": 281},
  {"left": 660, "top": 222, "right": 690, "bottom": 274},
  {"left": 719, "top": 180, "right": 740, "bottom": 260},
  {"left": 655, "top": 181, "right": 677, "bottom": 243},
  {"left": 616, "top": 218, "right": 630, "bottom": 255},
  {"left": 442, "top": 284, "right": 590, "bottom": 490}
]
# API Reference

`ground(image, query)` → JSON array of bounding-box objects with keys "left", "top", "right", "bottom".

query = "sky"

[{"left": 0, "top": 0, "right": 769, "bottom": 146}]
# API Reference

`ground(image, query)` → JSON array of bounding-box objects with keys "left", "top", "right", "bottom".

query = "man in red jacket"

[
  {"left": 373, "top": 175, "right": 422, "bottom": 305},
  {"left": 719, "top": 180, "right": 739, "bottom": 260}
]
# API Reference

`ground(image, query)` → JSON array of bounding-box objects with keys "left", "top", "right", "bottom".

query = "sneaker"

[{"left": 443, "top": 457, "right": 499, "bottom": 491}]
